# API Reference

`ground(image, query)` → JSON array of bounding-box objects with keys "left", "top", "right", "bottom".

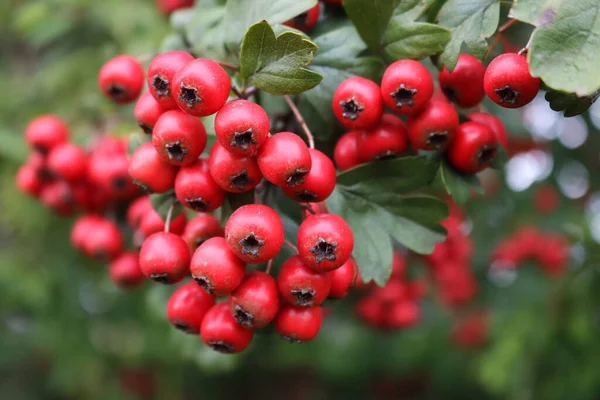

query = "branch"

[{"left": 284, "top": 94, "right": 315, "bottom": 149}]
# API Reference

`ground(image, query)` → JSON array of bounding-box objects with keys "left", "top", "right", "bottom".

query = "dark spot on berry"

[
  {"left": 165, "top": 141, "right": 188, "bottom": 163},
  {"left": 185, "top": 197, "right": 209, "bottom": 212},
  {"left": 132, "top": 179, "right": 149, "bottom": 192},
  {"left": 193, "top": 275, "right": 214, "bottom": 294},
  {"left": 112, "top": 176, "right": 128, "bottom": 190},
  {"left": 292, "top": 11, "right": 308, "bottom": 26},
  {"left": 339, "top": 97, "right": 365, "bottom": 121},
  {"left": 137, "top": 121, "right": 153, "bottom": 135},
  {"left": 441, "top": 86, "right": 458, "bottom": 103},
  {"left": 426, "top": 131, "right": 449, "bottom": 148},
  {"left": 178, "top": 83, "right": 202, "bottom": 109},
  {"left": 150, "top": 273, "right": 171, "bottom": 284},
  {"left": 208, "top": 340, "right": 235, "bottom": 353},
  {"left": 477, "top": 145, "right": 497, "bottom": 165},
  {"left": 229, "top": 169, "right": 252, "bottom": 191},
  {"left": 239, "top": 232, "right": 265, "bottom": 257},
  {"left": 309, "top": 237, "right": 337, "bottom": 263},
  {"left": 290, "top": 288, "right": 316, "bottom": 306},
  {"left": 282, "top": 336, "right": 302, "bottom": 344},
  {"left": 152, "top": 75, "right": 169, "bottom": 97},
  {"left": 495, "top": 85, "right": 520, "bottom": 104},
  {"left": 230, "top": 129, "right": 257, "bottom": 151},
  {"left": 375, "top": 151, "right": 397, "bottom": 161},
  {"left": 294, "top": 190, "right": 318, "bottom": 202},
  {"left": 233, "top": 304, "right": 255, "bottom": 328},
  {"left": 286, "top": 169, "right": 309, "bottom": 187},
  {"left": 390, "top": 84, "right": 417, "bottom": 108},
  {"left": 173, "top": 320, "right": 198, "bottom": 334},
  {"left": 107, "top": 84, "right": 126, "bottom": 100}
]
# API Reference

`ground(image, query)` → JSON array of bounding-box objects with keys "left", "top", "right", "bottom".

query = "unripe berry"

[
  {"left": 208, "top": 142, "right": 262, "bottom": 193},
  {"left": 182, "top": 213, "right": 224, "bottom": 252},
  {"left": 297, "top": 213, "right": 354, "bottom": 271},
  {"left": 174, "top": 159, "right": 226, "bottom": 212},
  {"left": 200, "top": 303, "right": 254, "bottom": 354},
  {"left": 277, "top": 255, "right": 331, "bottom": 306},
  {"left": 332, "top": 76, "right": 383, "bottom": 130},
  {"left": 406, "top": 100, "right": 459, "bottom": 151},
  {"left": 274, "top": 305, "right": 322, "bottom": 343},
  {"left": 190, "top": 237, "right": 246, "bottom": 296},
  {"left": 109, "top": 252, "right": 145, "bottom": 289},
  {"left": 167, "top": 281, "right": 215, "bottom": 334},
  {"left": 334, "top": 131, "right": 362, "bottom": 171},
  {"left": 134, "top": 92, "right": 168, "bottom": 134},
  {"left": 229, "top": 271, "right": 279, "bottom": 328},
  {"left": 214, "top": 100, "right": 270, "bottom": 156},
  {"left": 447, "top": 122, "right": 498, "bottom": 174},
  {"left": 438, "top": 54, "right": 486, "bottom": 108},
  {"left": 283, "top": 149, "right": 336, "bottom": 202},
  {"left": 152, "top": 110, "right": 207, "bottom": 166},
  {"left": 381, "top": 60, "right": 433, "bottom": 115},
  {"left": 25, "top": 115, "right": 70, "bottom": 154},
  {"left": 128, "top": 142, "right": 178, "bottom": 193},
  {"left": 328, "top": 258, "right": 357, "bottom": 298},
  {"left": 484, "top": 53, "right": 540, "bottom": 108},
  {"left": 98, "top": 55, "right": 144, "bottom": 104},
  {"left": 257, "top": 132, "right": 312, "bottom": 187},
  {"left": 147, "top": 51, "right": 195, "bottom": 109},
  {"left": 139, "top": 232, "right": 190, "bottom": 284}
]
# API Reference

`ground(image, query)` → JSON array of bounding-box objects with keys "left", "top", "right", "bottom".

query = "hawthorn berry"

[
  {"left": 438, "top": 54, "right": 486, "bottom": 108},
  {"left": 468, "top": 112, "right": 508, "bottom": 150},
  {"left": 126, "top": 196, "right": 152, "bottom": 230},
  {"left": 333, "top": 131, "right": 362, "bottom": 171},
  {"left": 71, "top": 214, "right": 103, "bottom": 251},
  {"left": 16, "top": 163, "right": 42, "bottom": 196},
  {"left": 332, "top": 76, "right": 383, "bottom": 130},
  {"left": 200, "top": 302, "right": 254, "bottom": 354},
  {"left": 214, "top": 100, "right": 270, "bottom": 156},
  {"left": 452, "top": 312, "right": 488, "bottom": 348},
  {"left": 128, "top": 142, "right": 178, "bottom": 193},
  {"left": 182, "top": 213, "right": 224, "bottom": 252},
  {"left": 98, "top": 55, "right": 144, "bottom": 104},
  {"left": 147, "top": 51, "right": 195, "bottom": 109},
  {"left": 156, "top": 0, "right": 195, "bottom": 16},
  {"left": 283, "top": 4, "right": 320, "bottom": 31},
  {"left": 406, "top": 100, "right": 459, "bottom": 151},
  {"left": 224, "top": 204, "right": 284, "bottom": 264},
  {"left": 40, "top": 181, "right": 75, "bottom": 215},
  {"left": 229, "top": 271, "right": 279, "bottom": 328},
  {"left": 152, "top": 110, "right": 207, "bottom": 166},
  {"left": 390, "top": 251, "right": 406, "bottom": 280},
  {"left": 139, "top": 232, "right": 190, "bottom": 284},
  {"left": 82, "top": 218, "right": 123, "bottom": 261},
  {"left": 88, "top": 152, "right": 137, "bottom": 199},
  {"left": 109, "top": 252, "right": 145, "bottom": 289},
  {"left": 381, "top": 113, "right": 406, "bottom": 130},
  {"left": 381, "top": 60, "right": 434, "bottom": 115},
  {"left": 91, "top": 135, "right": 128, "bottom": 156},
  {"left": 278, "top": 255, "right": 331, "bottom": 307},
  {"left": 134, "top": 92, "right": 168, "bottom": 134},
  {"left": 25, "top": 115, "right": 70, "bottom": 154},
  {"left": 298, "top": 213, "right": 354, "bottom": 271},
  {"left": 174, "top": 159, "right": 225, "bottom": 212},
  {"left": 355, "top": 296, "right": 385, "bottom": 327},
  {"left": 167, "top": 281, "right": 215, "bottom": 334},
  {"left": 139, "top": 208, "right": 187, "bottom": 238},
  {"left": 172, "top": 58, "right": 231, "bottom": 117},
  {"left": 46, "top": 143, "right": 88, "bottom": 182},
  {"left": 190, "top": 237, "right": 246, "bottom": 295},
  {"left": 385, "top": 301, "right": 420, "bottom": 329},
  {"left": 484, "top": 53, "right": 541, "bottom": 108},
  {"left": 283, "top": 149, "right": 336, "bottom": 202},
  {"left": 208, "top": 142, "right": 262, "bottom": 193},
  {"left": 257, "top": 132, "right": 312, "bottom": 187},
  {"left": 372, "top": 280, "right": 409, "bottom": 305},
  {"left": 357, "top": 119, "right": 408, "bottom": 162},
  {"left": 447, "top": 121, "right": 498, "bottom": 174},
  {"left": 328, "top": 258, "right": 357, "bottom": 298},
  {"left": 274, "top": 305, "right": 322, "bottom": 343}
]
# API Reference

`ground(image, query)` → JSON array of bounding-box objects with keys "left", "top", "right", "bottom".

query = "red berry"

[
  {"left": 257, "top": 132, "right": 312, "bottom": 187},
  {"left": 447, "top": 121, "right": 498, "bottom": 174},
  {"left": 381, "top": 113, "right": 406, "bottom": 130},
  {"left": 278, "top": 255, "right": 331, "bottom": 306},
  {"left": 332, "top": 77, "right": 383, "bottom": 130},
  {"left": 40, "top": 181, "right": 76, "bottom": 215},
  {"left": 139, "top": 208, "right": 187, "bottom": 238},
  {"left": 167, "top": 281, "right": 215, "bottom": 334},
  {"left": 172, "top": 58, "right": 231, "bottom": 117},
  {"left": 152, "top": 110, "right": 207, "bottom": 166},
  {"left": 381, "top": 60, "right": 434, "bottom": 115},
  {"left": 229, "top": 271, "right": 279, "bottom": 328},
  {"left": 182, "top": 213, "right": 224, "bottom": 252},
  {"left": 134, "top": 92, "right": 168, "bottom": 134},
  {"left": 16, "top": 163, "right": 42, "bottom": 196},
  {"left": 46, "top": 143, "right": 88, "bottom": 182},
  {"left": 452, "top": 312, "right": 488, "bottom": 348},
  {"left": 91, "top": 135, "right": 128, "bottom": 156},
  {"left": 71, "top": 214, "right": 102, "bottom": 251},
  {"left": 88, "top": 152, "right": 137, "bottom": 199},
  {"left": 224, "top": 204, "right": 284, "bottom": 264},
  {"left": 83, "top": 218, "right": 123, "bottom": 260},
  {"left": 484, "top": 53, "right": 540, "bottom": 108},
  {"left": 355, "top": 296, "right": 385, "bottom": 327},
  {"left": 214, "top": 99, "right": 270, "bottom": 156},
  {"left": 139, "top": 232, "right": 190, "bottom": 284},
  {"left": 372, "top": 280, "right": 409, "bottom": 305},
  {"left": 438, "top": 54, "right": 486, "bottom": 108},
  {"left": 406, "top": 100, "right": 459, "bottom": 151},
  {"left": 298, "top": 213, "right": 354, "bottom": 271},
  {"left": 385, "top": 301, "right": 420, "bottom": 329},
  {"left": 283, "top": 4, "right": 320, "bottom": 31},
  {"left": 98, "top": 55, "right": 144, "bottom": 104},
  {"left": 147, "top": 51, "right": 195, "bottom": 109},
  {"left": 175, "top": 159, "right": 226, "bottom": 212},
  {"left": 274, "top": 305, "right": 322, "bottom": 343},
  {"left": 127, "top": 196, "right": 152, "bottom": 230},
  {"left": 128, "top": 142, "right": 178, "bottom": 193},
  {"left": 334, "top": 131, "right": 362, "bottom": 171},
  {"left": 328, "top": 258, "right": 357, "bottom": 298},
  {"left": 109, "top": 252, "right": 145, "bottom": 289},
  {"left": 200, "top": 302, "right": 253, "bottom": 354},
  {"left": 302, "top": 201, "right": 328, "bottom": 219},
  {"left": 283, "top": 149, "right": 336, "bottom": 202},
  {"left": 25, "top": 115, "right": 70, "bottom": 154},
  {"left": 190, "top": 237, "right": 246, "bottom": 295},
  {"left": 468, "top": 112, "right": 508, "bottom": 150},
  {"left": 208, "top": 142, "right": 262, "bottom": 193},
  {"left": 533, "top": 184, "right": 560, "bottom": 214},
  {"left": 358, "top": 119, "right": 408, "bottom": 162},
  {"left": 156, "top": 0, "right": 195, "bottom": 16},
  {"left": 390, "top": 251, "right": 406, "bottom": 280}
]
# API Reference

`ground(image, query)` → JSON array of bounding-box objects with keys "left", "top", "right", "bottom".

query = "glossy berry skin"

[
  {"left": 283, "top": 149, "right": 336, "bottom": 202},
  {"left": 208, "top": 142, "right": 262, "bottom": 193},
  {"left": 381, "top": 60, "right": 434, "bottom": 115},
  {"left": 147, "top": 51, "right": 195, "bottom": 109},
  {"left": 298, "top": 213, "right": 354, "bottom": 271},
  {"left": 71, "top": 214, "right": 103, "bottom": 251},
  {"left": 167, "top": 282, "right": 215, "bottom": 334},
  {"left": 134, "top": 92, "right": 168, "bottom": 134},
  {"left": 139, "top": 209, "right": 187, "bottom": 238},
  {"left": 172, "top": 58, "right": 231, "bottom": 117},
  {"left": 334, "top": 131, "right": 362, "bottom": 171},
  {"left": 156, "top": 0, "right": 195, "bottom": 16},
  {"left": 224, "top": 204, "right": 284, "bottom": 264},
  {"left": 328, "top": 258, "right": 357, "bottom": 298},
  {"left": 200, "top": 303, "right": 253, "bottom": 354},
  {"left": 438, "top": 54, "right": 486, "bottom": 108},
  {"left": 25, "top": 115, "right": 70, "bottom": 154},
  {"left": 16, "top": 163, "right": 42, "bottom": 196},
  {"left": 175, "top": 159, "right": 226, "bottom": 212},
  {"left": 283, "top": 4, "right": 320, "bottom": 31},
  {"left": 468, "top": 112, "right": 508, "bottom": 150},
  {"left": 448, "top": 122, "right": 498, "bottom": 174},
  {"left": 88, "top": 152, "right": 137, "bottom": 199},
  {"left": 46, "top": 143, "right": 88, "bottom": 182},
  {"left": 214, "top": 100, "right": 270, "bottom": 156},
  {"left": 83, "top": 218, "right": 123, "bottom": 261},
  {"left": 257, "top": 132, "right": 312, "bottom": 187},
  {"left": 190, "top": 237, "right": 246, "bottom": 296},
  {"left": 274, "top": 305, "right": 322, "bottom": 343},
  {"left": 381, "top": 113, "right": 406, "bottom": 130},
  {"left": 229, "top": 271, "right": 279, "bottom": 329},
  {"left": 332, "top": 76, "right": 383, "bottom": 130},
  {"left": 484, "top": 53, "right": 541, "bottom": 108},
  {"left": 182, "top": 213, "right": 224, "bottom": 252},
  {"left": 139, "top": 232, "right": 190, "bottom": 284},
  {"left": 357, "top": 119, "right": 408, "bottom": 162},
  {"left": 128, "top": 142, "right": 178, "bottom": 193},
  {"left": 127, "top": 196, "right": 152, "bottom": 230},
  {"left": 109, "top": 252, "right": 145, "bottom": 289},
  {"left": 39, "top": 181, "right": 75, "bottom": 215},
  {"left": 278, "top": 255, "right": 331, "bottom": 307},
  {"left": 153, "top": 110, "right": 207, "bottom": 166},
  {"left": 406, "top": 100, "right": 459, "bottom": 151},
  {"left": 98, "top": 55, "right": 145, "bottom": 104}
]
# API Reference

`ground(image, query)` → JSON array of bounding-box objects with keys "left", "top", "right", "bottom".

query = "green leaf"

[
  {"left": 239, "top": 21, "right": 322, "bottom": 95},
  {"left": 437, "top": 0, "right": 500, "bottom": 71},
  {"left": 490, "top": 145, "right": 508, "bottom": 170},
  {"left": 438, "top": 161, "right": 483, "bottom": 204},
  {"left": 150, "top": 191, "right": 185, "bottom": 221},
  {"left": 509, "top": 0, "right": 563, "bottom": 26},
  {"left": 382, "top": 20, "right": 451, "bottom": 60},
  {"left": 544, "top": 89, "right": 600, "bottom": 117},
  {"left": 0, "top": 130, "right": 27, "bottom": 163},
  {"left": 343, "top": 0, "right": 400, "bottom": 51},
  {"left": 127, "top": 132, "right": 150, "bottom": 157}
]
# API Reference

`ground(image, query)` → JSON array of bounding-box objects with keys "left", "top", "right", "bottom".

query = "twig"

[
  {"left": 284, "top": 94, "right": 315, "bottom": 149},
  {"left": 231, "top": 86, "right": 244, "bottom": 99},
  {"left": 284, "top": 240, "right": 299, "bottom": 254},
  {"left": 518, "top": 35, "right": 533, "bottom": 56},
  {"left": 498, "top": 18, "right": 517, "bottom": 33},
  {"left": 217, "top": 61, "right": 240, "bottom": 71},
  {"left": 485, "top": 19, "right": 518, "bottom": 58},
  {"left": 164, "top": 200, "right": 177, "bottom": 233},
  {"left": 231, "top": 85, "right": 258, "bottom": 100},
  {"left": 265, "top": 259, "right": 273, "bottom": 275}
]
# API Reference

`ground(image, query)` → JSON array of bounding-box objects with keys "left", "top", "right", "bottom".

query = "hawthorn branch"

[
  {"left": 217, "top": 61, "right": 240, "bottom": 71},
  {"left": 265, "top": 259, "right": 274, "bottom": 275},
  {"left": 284, "top": 240, "right": 299, "bottom": 254},
  {"left": 284, "top": 94, "right": 315, "bottom": 149}
]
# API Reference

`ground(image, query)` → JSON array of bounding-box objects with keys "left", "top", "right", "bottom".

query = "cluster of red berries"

[
  {"left": 332, "top": 52, "right": 539, "bottom": 174},
  {"left": 492, "top": 226, "right": 569, "bottom": 277}
]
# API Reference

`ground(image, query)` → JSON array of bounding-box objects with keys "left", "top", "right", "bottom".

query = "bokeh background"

[{"left": 2, "top": 0, "right": 600, "bottom": 399}]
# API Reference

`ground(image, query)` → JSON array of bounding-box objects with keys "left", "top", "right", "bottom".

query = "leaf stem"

[
  {"left": 232, "top": 85, "right": 258, "bottom": 100},
  {"left": 284, "top": 240, "right": 299, "bottom": 254},
  {"left": 164, "top": 199, "right": 177, "bottom": 233},
  {"left": 217, "top": 61, "right": 240, "bottom": 71},
  {"left": 486, "top": 19, "right": 518, "bottom": 58},
  {"left": 284, "top": 94, "right": 315, "bottom": 149},
  {"left": 518, "top": 35, "right": 533, "bottom": 56},
  {"left": 265, "top": 259, "right": 273, "bottom": 275}
]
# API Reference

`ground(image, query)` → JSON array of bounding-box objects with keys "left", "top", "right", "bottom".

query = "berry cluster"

[{"left": 451, "top": 310, "right": 489, "bottom": 349}]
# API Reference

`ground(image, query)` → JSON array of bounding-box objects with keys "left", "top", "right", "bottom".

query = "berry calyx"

[
  {"left": 381, "top": 60, "right": 433, "bottom": 115},
  {"left": 134, "top": 92, "right": 168, "bottom": 134},
  {"left": 298, "top": 213, "right": 354, "bottom": 271},
  {"left": 25, "top": 115, "right": 70, "bottom": 154},
  {"left": 128, "top": 142, "right": 178, "bottom": 193},
  {"left": 200, "top": 302, "right": 254, "bottom": 354},
  {"left": 182, "top": 213, "right": 224, "bottom": 252},
  {"left": 468, "top": 112, "right": 508, "bottom": 150},
  {"left": 98, "top": 55, "right": 145, "bottom": 104},
  {"left": 190, "top": 237, "right": 246, "bottom": 296},
  {"left": 109, "top": 252, "right": 145, "bottom": 289},
  {"left": 483, "top": 53, "right": 541, "bottom": 108},
  {"left": 332, "top": 77, "right": 383, "bottom": 130},
  {"left": 229, "top": 271, "right": 279, "bottom": 328},
  {"left": 438, "top": 54, "right": 486, "bottom": 108},
  {"left": 46, "top": 143, "right": 88, "bottom": 182},
  {"left": 282, "top": 149, "right": 336, "bottom": 202},
  {"left": 274, "top": 305, "right": 322, "bottom": 343},
  {"left": 333, "top": 131, "right": 362, "bottom": 171},
  {"left": 214, "top": 100, "right": 270, "bottom": 156},
  {"left": 208, "top": 142, "right": 263, "bottom": 193},
  {"left": 277, "top": 255, "right": 331, "bottom": 306},
  {"left": 328, "top": 258, "right": 357, "bottom": 298},
  {"left": 139, "top": 232, "right": 190, "bottom": 284},
  {"left": 152, "top": 110, "right": 207, "bottom": 166},
  {"left": 357, "top": 119, "right": 408, "bottom": 162},
  {"left": 406, "top": 100, "right": 459, "bottom": 151},
  {"left": 167, "top": 281, "right": 215, "bottom": 334},
  {"left": 88, "top": 152, "right": 137, "bottom": 199},
  {"left": 147, "top": 51, "right": 195, "bottom": 109},
  {"left": 257, "top": 132, "right": 312, "bottom": 187},
  {"left": 447, "top": 121, "right": 498, "bottom": 174},
  {"left": 174, "top": 159, "right": 226, "bottom": 212}
]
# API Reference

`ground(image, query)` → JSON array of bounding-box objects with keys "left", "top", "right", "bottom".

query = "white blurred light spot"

[
  {"left": 505, "top": 150, "right": 553, "bottom": 191},
  {"left": 488, "top": 260, "right": 518, "bottom": 287},
  {"left": 523, "top": 94, "right": 560, "bottom": 140},
  {"left": 585, "top": 192, "right": 600, "bottom": 219},
  {"left": 590, "top": 214, "right": 600, "bottom": 244},
  {"left": 570, "top": 244, "right": 585, "bottom": 266},
  {"left": 589, "top": 100, "right": 600, "bottom": 129},
  {"left": 558, "top": 116, "right": 588, "bottom": 149},
  {"left": 557, "top": 161, "right": 589, "bottom": 199}
]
